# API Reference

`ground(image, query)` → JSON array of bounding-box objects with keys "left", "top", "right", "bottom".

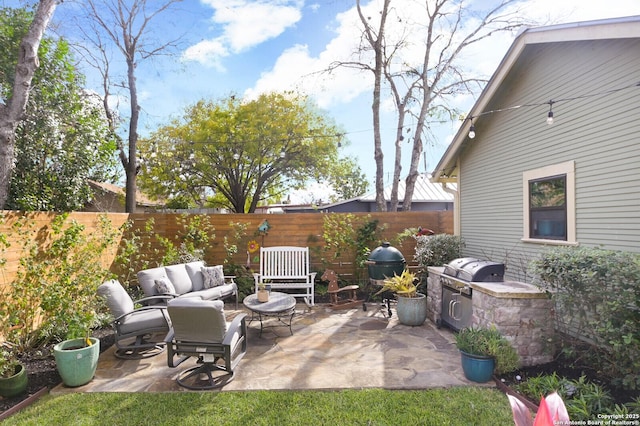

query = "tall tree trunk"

[
  {"left": 0, "top": 0, "right": 58, "bottom": 208},
  {"left": 125, "top": 56, "right": 139, "bottom": 213},
  {"left": 389, "top": 104, "right": 406, "bottom": 212},
  {"left": 357, "top": 0, "right": 390, "bottom": 212}
]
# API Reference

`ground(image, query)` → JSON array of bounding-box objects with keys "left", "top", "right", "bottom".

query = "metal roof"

[{"left": 358, "top": 174, "right": 455, "bottom": 202}]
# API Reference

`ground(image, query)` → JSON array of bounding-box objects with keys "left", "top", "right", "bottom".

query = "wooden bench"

[{"left": 253, "top": 246, "right": 317, "bottom": 306}]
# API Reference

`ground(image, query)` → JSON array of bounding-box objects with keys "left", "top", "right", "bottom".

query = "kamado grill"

[
  {"left": 364, "top": 242, "right": 406, "bottom": 317},
  {"left": 440, "top": 258, "right": 504, "bottom": 330}
]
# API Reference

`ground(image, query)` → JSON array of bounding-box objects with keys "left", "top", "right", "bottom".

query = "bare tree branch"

[
  {"left": 77, "top": 0, "right": 183, "bottom": 212},
  {"left": 326, "top": 0, "right": 529, "bottom": 211}
]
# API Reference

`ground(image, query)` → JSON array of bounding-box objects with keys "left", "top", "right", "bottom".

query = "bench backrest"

[{"left": 259, "top": 246, "right": 310, "bottom": 278}]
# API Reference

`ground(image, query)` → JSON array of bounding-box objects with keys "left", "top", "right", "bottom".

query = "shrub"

[
  {"left": 321, "top": 214, "right": 386, "bottom": 283},
  {"left": 414, "top": 233, "right": 464, "bottom": 269},
  {"left": 529, "top": 246, "right": 640, "bottom": 390},
  {"left": 113, "top": 214, "right": 215, "bottom": 288},
  {"left": 0, "top": 213, "right": 119, "bottom": 351}
]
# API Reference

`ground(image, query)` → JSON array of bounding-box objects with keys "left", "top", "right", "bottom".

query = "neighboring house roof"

[
  {"left": 280, "top": 174, "right": 455, "bottom": 213},
  {"left": 357, "top": 173, "right": 455, "bottom": 203},
  {"left": 87, "top": 180, "right": 163, "bottom": 208},
  {"left": 431, "top": 15, "right": 640, "bottom": 182}
]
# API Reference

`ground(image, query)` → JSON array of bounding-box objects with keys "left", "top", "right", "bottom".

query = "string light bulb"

[
  {"left": 280, "top": 149, "right": 286, "bottom": 158},
  {"left": 233, "top": 152, "right": 240, "bottom": 160},
  {"left": 546, "top": 101, "right": 554, "bottom": 125},
  {"left": 468, "top": 121, "right": 476, "bottom": 139}
]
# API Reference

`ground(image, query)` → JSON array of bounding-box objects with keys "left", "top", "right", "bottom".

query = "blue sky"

[{"left": 8, "top": 0, "right": 640, "bottom": 202}]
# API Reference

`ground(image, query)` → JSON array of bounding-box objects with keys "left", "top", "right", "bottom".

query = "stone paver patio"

[{"left": 51, "top": 302, "right": 488, "bottom": 394}]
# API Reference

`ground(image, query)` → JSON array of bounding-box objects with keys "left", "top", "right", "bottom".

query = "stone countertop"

[
  {"left": 470, "top": 281, "right": 548, "bottom": 299},
  {"left": 427, "top": 266, "right": 548, "bottom": 299}
]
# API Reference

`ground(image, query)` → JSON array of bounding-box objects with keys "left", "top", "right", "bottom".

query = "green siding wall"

[{"left": 458, "top": 39, "right": 640, "bottom": 281}]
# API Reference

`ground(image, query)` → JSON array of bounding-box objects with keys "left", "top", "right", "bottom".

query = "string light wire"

[{"left": 465, "top": 80, "right": 640, "bottom": 137}]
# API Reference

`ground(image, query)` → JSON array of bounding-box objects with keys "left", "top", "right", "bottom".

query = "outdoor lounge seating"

[
  {"left": 165, "top": 298, "right": 247, "bottom": 390},
  {"left": 137, "top": 261, "right": 238, "bottom": 308},
  {"left": 97, "top": 279, "right": 172, "bottom": 359},
  {"left": 253, "top": 246, "right": 317, "bottom": 306}
]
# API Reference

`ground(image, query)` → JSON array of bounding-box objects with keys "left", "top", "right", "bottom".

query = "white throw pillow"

[{"left": 201, "top": 265, "right": 225, "bottom": 288}]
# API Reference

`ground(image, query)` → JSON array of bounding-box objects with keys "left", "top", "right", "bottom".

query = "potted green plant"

[
  {"left": 375, "top": 269, "right": 427, "bottom": 326},
  {"left": 53, "top": 303, "right": 102, "bottom": 387},
  {"left": 0, "top": 346, "right": 28, "bottom": 398},
  {"left": 454, "top": 326, "right": 519, "bottom": 383}
]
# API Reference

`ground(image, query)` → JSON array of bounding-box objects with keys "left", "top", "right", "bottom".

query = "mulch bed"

[
  {"left": 494, "top": 353, "right": 639, "bottom": 408},
  {"left": 0, "top": 328, "right": 115, "bottom": 417}
]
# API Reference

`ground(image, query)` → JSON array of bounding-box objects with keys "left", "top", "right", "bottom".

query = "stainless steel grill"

[
  {"left": 439, "top": 258, "right": 505, "bottom": 330},
  {"left": 442, "top": 258, "right": 504, "bottom": 283}
]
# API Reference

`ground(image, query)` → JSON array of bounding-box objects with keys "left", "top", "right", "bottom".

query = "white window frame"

[{"left": 522, "top": 160, "right": 577, "bottom": 245}]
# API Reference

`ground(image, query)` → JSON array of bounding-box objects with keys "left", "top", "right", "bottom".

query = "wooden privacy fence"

[
  {"left": 127, "top": 211, "right": 453, "bottom": 279},
  {"left": 0, "top": 210, "right": 453, "bottom": 289}
]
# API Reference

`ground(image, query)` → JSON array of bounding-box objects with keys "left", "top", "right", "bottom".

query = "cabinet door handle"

[{"left": 451, "top": 299, "right": 461, "bottom": 321}]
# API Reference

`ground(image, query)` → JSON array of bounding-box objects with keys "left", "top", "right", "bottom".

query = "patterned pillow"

[
  {"left": 155, "top": 278, "right": 176, "bottom": 294},
  {"left": 201, "top": 265, "right": 225, "bottom": 288}
]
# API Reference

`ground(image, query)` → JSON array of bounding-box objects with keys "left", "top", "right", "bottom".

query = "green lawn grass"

[{"left": 3, "top": 387, "right": 513, "bottom": 425}]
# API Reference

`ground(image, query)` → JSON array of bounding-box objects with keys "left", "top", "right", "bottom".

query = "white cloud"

[
  {"left": 243, "top": 43, "right": 371, "bottom": 109},
  {"left": 245, "top": 2, "right": 374, "bottom": 108},
  {"left": 182, "top": 39, "right": 229, "bottom": 70},
  {"left": 183, "top": 0, "right": 303, "bottom": 66},
  {"left": 216, "top": 2, "right": 302, "bottom": 52}
]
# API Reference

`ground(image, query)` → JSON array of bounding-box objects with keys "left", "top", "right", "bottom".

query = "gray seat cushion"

[
  {"left": 180, "top": 283, "right": 236, "bottom": 301},
  {"left": 118, "top": 308, "right": 169, "bottom": 335}
]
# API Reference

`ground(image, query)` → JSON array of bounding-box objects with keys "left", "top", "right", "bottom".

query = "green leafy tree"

[
  {"left": 0, "top": 1, "right": 58, "bottom": 208},
  {"left": 326, "top": 156, "right": 369, "bottom": 202},
  {"left": 138, "top": 92, "right": 352, "bottom": 213},
  {"left": 1, "top": 6, "right": 118, "bottom": 211}
]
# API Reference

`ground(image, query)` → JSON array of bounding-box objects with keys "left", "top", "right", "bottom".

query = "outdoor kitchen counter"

[
  {"left": 426, "top": 266, "right": 555, "bottom": 366},
  {"left": 470, "top": 281, "right": 548, "bottom": 299}
]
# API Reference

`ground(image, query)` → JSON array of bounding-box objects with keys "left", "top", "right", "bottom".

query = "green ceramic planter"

[
  {"left": 0, "top": 364, "right": 28, "bottom": 398},
  {"left": 54, "top": 337, "right": 100, "bottom": 387},
  {"left": 460, "top": 350, "right": 495, "bottom": 383},
  {"left": 396, "top": 293, "right": 428, "bottom": 326}
]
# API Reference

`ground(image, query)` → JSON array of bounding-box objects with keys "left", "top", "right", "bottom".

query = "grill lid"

[
  {"left": 368, "top": 242, "right": 405, "bottom": 263},
  {"left": 367, "top": 242, "right": 406, "bottom": 281},
  {"left": 442, "top": 257, "right": 480, "bottom": 277},
  {"left": 443, "top": 258, "right": 504, "bottom": 282}
]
